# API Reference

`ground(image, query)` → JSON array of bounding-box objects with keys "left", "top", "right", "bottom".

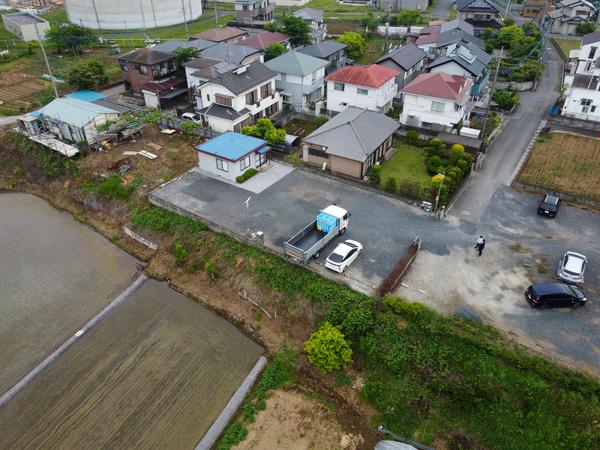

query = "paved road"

[
  {"left": 452, "top": 43, "right": 563, "bottom": 221},
  {"left": 430, "top": 0, "right": 455, "bottom": 19}
]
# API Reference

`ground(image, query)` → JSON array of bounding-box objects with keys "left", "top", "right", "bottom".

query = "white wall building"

[
  {"left": 196, "top": 61, "right": 282, "bottom": 132},
  {"left": 324, "top": 64, "right": 398, "bottom": 113},
  {"left": 562, "top": 32, "right": 600, "bottom": 122},
  {"left": 399, "top": 72, "right": 473, "bottom": 132},
  {"left": 1, "top": 12, "right": 50, "bottom": 41}
]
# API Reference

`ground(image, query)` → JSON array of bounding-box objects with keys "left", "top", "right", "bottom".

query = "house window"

[
  {"left": 240, "top": 155, "right": 251, "bottom": 171},
  {"left": 139, "top": 65, "right": 148, "bottom": 75},
  {"left": 207, "top": 94, "right": 211, "bottom": 102},
  {"left": 590, "top": 46, "right": 597, "bottom": 59},
  {"left": 120, "top": 64, "right": 128, "bottom": 72},
  {"left": 431, "top": 101, "right": 445, "bottom": 113},
  {"left": 592, "top": 105, "right": 597, "bottom": 113},
  {"left": 333, "top": 82, "right": 344, "bottom": 91},
  {"left": 308, "top": 147, "right": 328, "bottom": 158},
  {"left": 246, "top": 90, "right": 258, "bottom": 105},
  {"left": 260, "top": 83, "right": 271, "bottom": 98},
  {"left": 216, "top": 158, "right": 229, "bottom": 172},
  {"left": 215, "top": 94, "right": 232, "bottom": 107},
  {"left": 357, "top": 88, "right": 368, "bottom": 96},
  {"left": 581, "top": 98, "right": 593, "bottom": 106},
  {"left": 585, "top": 61, "right": 592, "bottom": 71}
]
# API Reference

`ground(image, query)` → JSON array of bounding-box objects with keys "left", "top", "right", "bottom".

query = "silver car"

[{"left": 557, "top": 251, "right": 587, "bottom": 284}]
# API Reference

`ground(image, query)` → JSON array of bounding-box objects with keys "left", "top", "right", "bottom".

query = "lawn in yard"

[
  {"left": 518, "top": 132, "right": 600, "bottom": 201},
  {"left": 355, "top": 37, "right": 401, "bottom": 64},
  {"left": 379, "top": 141, "right": 430, "bottom": 197},
  {"left": 553, "top": 38, "right": 582, "bottom": 60},
  {"left": 284, "top": 118, "right": 320, "bottom": 137}
]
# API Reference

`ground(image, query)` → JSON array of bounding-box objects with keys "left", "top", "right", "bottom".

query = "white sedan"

[
  {"left": 557, "top": 251, "right": 587, "bottom": 284},
  {"left": 325, "top": 240, "right": 363, "bottom": 273}
]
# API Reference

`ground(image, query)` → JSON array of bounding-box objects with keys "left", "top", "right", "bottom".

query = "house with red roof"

[
  {"left": 240, "top": 31, "right": 290, "bottom": 51},
  {"left": 324, "top": 64, "right": 399, "bottom": 113},
  {"left": 399, "top": 72, "right": 473, "bottom": 132}
]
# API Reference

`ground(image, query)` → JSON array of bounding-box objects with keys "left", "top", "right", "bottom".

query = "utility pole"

[
  {"left": 504, "top": 0, "right": 512, "bottom": 19},
  {"left": 181, "top": 0, "right": 190, "bottom": 40},
  {"left": 34, "top": 23, "right": 58, "bottom": 99},
  {"left": 481, "top": 46, "right": 503, "bottom": 143},
  {"left": 214, "top": 0, "right": 218, "bottom": 27},
  {"left": 434, "top": 168, "right": 447, "bottom": 214},
  {"left": 532, "top": 0, "right": 549, "bottom": 90}
]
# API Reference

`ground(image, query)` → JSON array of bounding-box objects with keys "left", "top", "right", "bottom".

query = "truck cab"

[{"left": 318, "top": 205, "right": 350, "bottom": 234}]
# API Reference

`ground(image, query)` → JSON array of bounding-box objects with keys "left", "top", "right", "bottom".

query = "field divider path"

[
  {"left": 0, "top": 273, "right": 148, "bottom": 409},
  {"left": 195, "top": 355, "right": 268, "bottom": 450}
]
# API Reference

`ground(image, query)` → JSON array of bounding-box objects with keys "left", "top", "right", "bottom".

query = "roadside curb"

[{"left": 510, "top": 119, "right": 547, "bottom": 183}]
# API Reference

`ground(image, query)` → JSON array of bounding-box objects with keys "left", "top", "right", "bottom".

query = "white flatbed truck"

[{"left": 283, "top": 205, "right": 350, "bottom": 264}]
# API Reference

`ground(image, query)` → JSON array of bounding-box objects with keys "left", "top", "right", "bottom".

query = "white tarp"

[{"left": 29, "top": 134, "right": 79, "bottom": 157}]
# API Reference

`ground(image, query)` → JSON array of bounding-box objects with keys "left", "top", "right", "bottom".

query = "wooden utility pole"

[
  {"left": 532, "top": 0, "right": 549, "bottom": 90},
  {"left": 481, "top": 46, "right": 503, "bottom": 143},
  {"left": 34, "top": 23, "right": 58, "bottom": 99}
]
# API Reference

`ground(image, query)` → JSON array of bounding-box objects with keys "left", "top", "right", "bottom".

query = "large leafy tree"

[
  {"left": 242, "top": 118, "right": 285, "bottom": 144},
  {"left": 282, "top": 15, "right": 311, "bottom": 47},
  {"left": 264, "top": 42, "right": 287, "bottom": 61},
  {"left": 46, "top": 23, "right": 94, "bottom": 54},
  {"left": 173, "top": 47, "right": 199, "bottom": 73},
  {"left": 67, "top": 59, "right": 108, "bottom": 90},
  {"left": 337, "top": 31, "right": 366, "bottom": 59}
]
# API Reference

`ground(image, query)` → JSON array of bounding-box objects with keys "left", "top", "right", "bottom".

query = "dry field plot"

[
  {"left": 518, "top": 133, "right": 600, "bottom": 201},
  {"left": 0, "top": 193, "right": 138, "bottom": 394},
  {"left": 0, "top": 280, "right": 263, "bottom": 449}
]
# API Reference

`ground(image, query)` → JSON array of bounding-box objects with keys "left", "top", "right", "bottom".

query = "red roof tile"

[
  {"left": 241, "top": 31, "right": 289, "bottom": 50},
  {"left": 415, "top": 25, "right": 441, "bottom": 45},
  {"left": 194, "top": 27, "right": 247, "bottom": 42},
  {"left": 324, "top": 64, "right": 398, "bottom": 88},
  {"left": 401, "top": 72, "right": 472, "bottom": 101}
]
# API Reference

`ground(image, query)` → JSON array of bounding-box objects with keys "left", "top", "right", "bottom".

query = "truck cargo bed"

[{"left": 293, "top": 229, "right": 328, "bottom": 251}]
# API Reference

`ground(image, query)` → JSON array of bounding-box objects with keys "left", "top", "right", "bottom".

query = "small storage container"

[{"left": 316, "top": 212, "right": 337, "bottom": 233}]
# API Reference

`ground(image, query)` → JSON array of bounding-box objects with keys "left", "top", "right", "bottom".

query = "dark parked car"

[
  {"left": 525, "top": 282, "right": 586, "bottom": 308},
  {"left": 537, "top": 193, "right": 560, "bottom": 217}
]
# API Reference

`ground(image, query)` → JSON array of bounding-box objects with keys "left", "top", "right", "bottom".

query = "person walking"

[{"left": 475, "top": 236, "right": 486, "bottom": 256}]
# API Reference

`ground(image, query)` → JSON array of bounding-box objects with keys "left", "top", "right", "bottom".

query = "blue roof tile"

[{"left": 196, "top": 131, "right": 267, "bottom": 161}]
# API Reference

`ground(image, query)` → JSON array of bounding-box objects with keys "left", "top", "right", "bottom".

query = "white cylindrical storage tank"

[{"left": 64, "top": 0, "right": 203, "bottom": 30}]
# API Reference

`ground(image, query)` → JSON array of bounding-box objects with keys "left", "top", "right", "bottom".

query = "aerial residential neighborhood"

[{"left": 2, "top": 1, "right": 600, "bottom": 449}]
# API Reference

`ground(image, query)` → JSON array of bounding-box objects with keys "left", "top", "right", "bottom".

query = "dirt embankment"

[{"left": 0, "top": 131, "right": 379, "bottom": 449}]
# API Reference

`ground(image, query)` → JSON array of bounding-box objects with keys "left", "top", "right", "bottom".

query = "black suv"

[
  {"left": 525, "top": 282, "right": 586, "bottom": 308},
  {"left": 537, "top": 193, "right": 560, "bottom": 217}
]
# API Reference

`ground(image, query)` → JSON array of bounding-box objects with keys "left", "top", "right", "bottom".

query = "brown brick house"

[{"left": 118, "top": 48, "right": 176, "bottom": 95}]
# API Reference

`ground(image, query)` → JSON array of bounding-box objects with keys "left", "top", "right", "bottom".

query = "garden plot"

[{"left": 518, "top": 132, "right": 600, "bottom": 201}]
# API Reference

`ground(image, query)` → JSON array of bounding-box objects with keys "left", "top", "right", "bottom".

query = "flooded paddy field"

[
  {"left": 0, "top": 193, "right": 138, "bottom": 393},
  {"left": 0, "top": 279, "right": 264, "bottom": 449}
]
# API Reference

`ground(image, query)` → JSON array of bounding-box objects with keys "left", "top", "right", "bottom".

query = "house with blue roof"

[
  {"left": 17, "top": 95, "right": 120, "bottom": 149},
  {"left": 195, "top": 131, "right": 270, "bottom": 182}
]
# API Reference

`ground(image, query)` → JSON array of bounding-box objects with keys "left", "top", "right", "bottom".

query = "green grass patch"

[
  {"left": 85, "top": 174, "right": 142, "bottom": 200},
  {"left": 306, "top": 0, "right": 373, "bottom": 12},
  {"left": 133, "top": 204, "right": 207, "bottom": 234},
  {"left": 379, "top": 142, "right": 430, "bottom": 196},
  {"left": 553, "top": 38, "right": 582, "bottom": 60}
]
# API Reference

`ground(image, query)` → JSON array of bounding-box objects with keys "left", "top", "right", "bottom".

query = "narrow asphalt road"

[
  {"left": 452, "top": 43, "right": 562, "bottom": 221},
  {"left": 430, "top": 0, "right": 455, "bottom": 19}
]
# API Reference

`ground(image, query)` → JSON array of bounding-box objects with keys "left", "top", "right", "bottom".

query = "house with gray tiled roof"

[
  {"left": 428, "top": 41, "right": 491, "bottom": 96},
  {"left": 294, "top": 8, "right": 327, "bottom": 43},
  {"left": 545, "top": 0, "right": 597, "bottom": 35},
  {"left": 302, "top": 106, "right": 399, "bottom": 179},
  {"left": 195, "top": 61, "right": 282, "bottom": 133},
  {"left": 376, "top": 43, "right": 427, "bottom": 89},
  {"left": 264, "top": 51, "right": 328, "bottom": 111},
  {"left": 297, "top": 41, "right": 347, "bottom": 74},
  {"left": 457, "top": 0, "right": 502, "bottom": 31},
  {"left": 201, "top": 42, "right": 264, "bottom": 66}
]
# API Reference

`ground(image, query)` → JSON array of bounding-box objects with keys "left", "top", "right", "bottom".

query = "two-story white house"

[
  {"left": 324, "top": 64, "right": 399, "bottom": 113},
  {"left": 546, "top": 0, "right": 597, "bottom": 35},
  {"left": 399, "top": 72, "right": 473, "bottom": 132},
  {"left": 562, "top": 31, "right": 600, "bottom": 122},
  {"left": 196, "top": 61, "right": 282, "bottom": 132},
  {"left": 264, "top": 50, "right": 328, "bottom": 112},
  {"left": 293, "top": 8, "right": 326, "bottom": 43}
]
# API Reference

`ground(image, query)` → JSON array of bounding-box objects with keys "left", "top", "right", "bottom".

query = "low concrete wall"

[
  {"left": 512, "top": 180, "right": 600, "bottom": 209},
  {"left": 195, "top": 356, "right": 267, "bottom": 450},
  {"left": 496, "top": 81, "right": 534, "bottom": 91},
  {"left": 123, "top": 226, "right": 158, "bottom": 250}
]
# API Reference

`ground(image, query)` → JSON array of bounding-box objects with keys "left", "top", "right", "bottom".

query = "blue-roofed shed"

[
  {"left": 195, "top": 131, "right": 270, "bottom": 182},
  {"left": 65, "top": 90, "right": 107, "bottom": 103}
]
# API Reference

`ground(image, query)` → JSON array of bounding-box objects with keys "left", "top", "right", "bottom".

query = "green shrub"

[
  {"left": 173, "top": 242, "right": 188, "bottom": 266},
  {"left": 369, "top": 165, "right": 382, "bottom": 185},
  {"left": 315, "top": 115, "right": 329, "bottom": 127},
  {"left": 86, "top": 174, "right": 140, "bottom": 200},
  {"left": 398, "top": 179, "right": 421, "bottom": 199},
  {"left": 305, "top": 322, "right": 352, "bottom": 373},
  {"left": 236, "top": 167, "right": 258, "bottom": 183},
  {"left": 384, "top": 177, "right": 397, "bottom": 193},
  {"left": 204, "top": 259, "right": 218, "bottom": 279},
  {"left": 406, "top": 130, "right": 419, "bottom": 144},
  {"left": 218, "top": 420, "right": 248, "bottom": 450},
  {"left": 132, "top": 205, "right": 207, "bottom": 234}
]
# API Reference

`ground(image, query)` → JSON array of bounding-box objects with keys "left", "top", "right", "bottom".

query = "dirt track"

[{"left": 0, "top": 279, "right": 263, "bottom": 449}]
